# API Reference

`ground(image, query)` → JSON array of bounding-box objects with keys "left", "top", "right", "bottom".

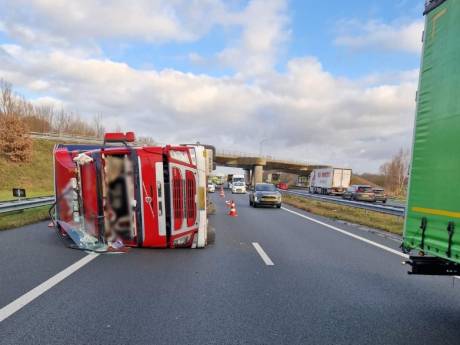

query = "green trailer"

[{"left": 403, "top": 0, "right": 460, "bottom": 275}]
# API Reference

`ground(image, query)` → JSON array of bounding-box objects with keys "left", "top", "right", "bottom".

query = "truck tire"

[{"left": 207, "top": 226, "right": 216, "bottom": 245}]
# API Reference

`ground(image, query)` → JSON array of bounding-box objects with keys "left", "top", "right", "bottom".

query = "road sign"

[{"left": 12, "top": 188, "right": 26, "bottom": 198}]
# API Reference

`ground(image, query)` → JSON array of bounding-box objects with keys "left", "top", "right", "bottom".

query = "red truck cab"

[{"left": 53, "top": 132, "right": 212, "bottom": 251}]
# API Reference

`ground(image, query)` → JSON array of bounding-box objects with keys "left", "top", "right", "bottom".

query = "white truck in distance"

[
  {"left": 308, "top": 168, "right": 352, "bottom": 195},
  {"left": 231, "top": 174, "right": 246, "bottom": 193}
]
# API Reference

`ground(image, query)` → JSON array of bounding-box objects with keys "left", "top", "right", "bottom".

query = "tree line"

[
  {"left": 379, "top": 148, "right": 410, "bottom": 197},
  {"left": 0, "top": 79, "right": 106, "bottom": 162}
]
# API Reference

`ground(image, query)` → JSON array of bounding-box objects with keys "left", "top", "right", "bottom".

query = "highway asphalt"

[{"left": 1, "top": 193, "right": 460, "bottom": 344}]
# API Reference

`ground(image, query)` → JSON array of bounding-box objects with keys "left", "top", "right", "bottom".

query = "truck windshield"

[{"left": 256, "top": 184, "right": 277, "bottom": 191}]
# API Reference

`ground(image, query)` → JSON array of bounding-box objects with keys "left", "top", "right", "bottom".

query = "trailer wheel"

[{"left": 207, "top": 226, "right": 216, "bottom": 245}]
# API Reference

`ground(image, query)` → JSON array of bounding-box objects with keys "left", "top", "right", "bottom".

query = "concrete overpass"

[{"left": 215, "top": 151, "right": 329, "bottom": 185}]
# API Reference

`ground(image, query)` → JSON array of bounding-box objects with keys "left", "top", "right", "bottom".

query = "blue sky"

[
  {"left": 0, "top": 0, "right": 426, "bottom": 172},
  {"left": 93, "top": 0, "right": 423, "bottom": 78}
]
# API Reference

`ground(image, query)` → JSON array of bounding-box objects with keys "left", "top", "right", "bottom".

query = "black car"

[{"left": 249, "top": 183, "right": 282, "bottom": 208}]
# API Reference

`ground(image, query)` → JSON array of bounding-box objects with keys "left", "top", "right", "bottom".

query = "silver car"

[{"left": 249, "top": 183, "right": 282, "bottom": 208}]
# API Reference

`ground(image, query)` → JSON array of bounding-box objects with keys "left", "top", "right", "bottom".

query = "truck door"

[
  {"left": 79, "top": 153, "right": 103, "bottom": 239},
  {"left": 137, "top": 148, "right": 167, "bottom": 247}
]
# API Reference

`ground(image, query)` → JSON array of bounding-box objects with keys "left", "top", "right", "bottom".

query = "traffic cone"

[
  {"left": 228, "top": 200, "right": 238, "bottom": 217},
  {"left": 220, "top": 186, "right": 225, "bottom": 198}
]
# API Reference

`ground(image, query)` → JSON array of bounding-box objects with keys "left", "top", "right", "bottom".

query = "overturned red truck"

[{"left": 51, "top": 132, "right": 215, "bottom": 252}]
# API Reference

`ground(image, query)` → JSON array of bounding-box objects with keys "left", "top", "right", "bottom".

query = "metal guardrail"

[
  {"left": 29, "top": 132, "right": 103, "bottom": 144},
  {"left": 283, "top": 190, "right": 405, "bottom": 217},
  {"left": 0, "top": 196, "right": 55, "bottom": 214}
]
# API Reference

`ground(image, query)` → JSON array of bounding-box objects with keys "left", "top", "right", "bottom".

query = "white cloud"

[
  {"left": 335, "top": 19, "right": 423, "bottom": 54},
  {"left": 0, "top": 44, "right": 417, "bottom": 172},
  {"left": 1, "top": 0, "right": 290, "bottom": 77},
  {"left": 217, "top": 0, "right": 290, "bottom": 76},
  {"left": 0, "top": 0, "right": 218, "bottom": 43}
]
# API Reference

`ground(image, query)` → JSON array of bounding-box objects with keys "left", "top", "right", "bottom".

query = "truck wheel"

[
  {"left": 276, "top": 204, "right": 281, "bottom": 208},
  {"left": 207, "top": 226, "right": 216, "bottom": 245}
]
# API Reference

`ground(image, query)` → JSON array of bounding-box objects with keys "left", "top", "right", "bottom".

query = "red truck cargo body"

[{"left": 53, "top": 140, "right": 203, "bottom": 249}]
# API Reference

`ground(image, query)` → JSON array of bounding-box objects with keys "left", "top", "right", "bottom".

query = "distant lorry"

[
  {"left": 52, "top": 132, "right": 215, "bottom": 251},
  {"left": 231, "top": 174, "right": 247, "bottom": 193},
  {"left": 402, "top": 0, "right": 460, "bottom": 275},
  {"left": 232, "top": 174, "right": 245, "bottom": 185},
  {"left": 227, "top": 173, "right": 245, "bottom": 189},
  {"left": 308, "top": 168, "right": 352, "bottom": 195},
  {"left": 211, "top": 173, "right": 225, "bottom": 186}
]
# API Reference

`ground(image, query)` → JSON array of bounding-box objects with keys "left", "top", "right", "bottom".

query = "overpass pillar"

[
  {"left": 244, "top": 169, "right": 251, "bottom": 185},
  {"left": 252, "top": 165, "right": 263, "bottom": 185}
]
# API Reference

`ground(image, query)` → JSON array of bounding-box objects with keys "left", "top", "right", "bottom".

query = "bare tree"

[
  {"left": 0, "top": 80, "right": 145, "bottom": 145},
  {"left": 379, "top": 148, "right": 410, "bottom": 196},
  {"left": 0, "top": 80, "right": 15, "bottom": 117},
  {"left": 137, "top": 136, "right": 156, "bottom": 146},
  {"left": 93, "top": 113, "right": 105, "bottom": 138}
]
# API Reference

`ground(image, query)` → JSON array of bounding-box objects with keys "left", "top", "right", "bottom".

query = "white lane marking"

[
  {"left": 252, "top": 242, "right": 275, "bottom": 266},
  {"left": 281, "top": 207, "right": 409, "bottom": 259},
  {"left": 0, "top": 253, "right": 100, "bottom": 323}
]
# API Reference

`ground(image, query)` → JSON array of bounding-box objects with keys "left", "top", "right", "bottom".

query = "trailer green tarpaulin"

[{"left": 403, "top": 0, "right": 460, "bottom": 263}]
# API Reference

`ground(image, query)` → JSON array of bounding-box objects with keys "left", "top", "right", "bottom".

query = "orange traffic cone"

[
  {"left": 220, "top": 186, "right": 225, "bottom": 198},
  {"left": 228, "top": 200, "right": 238, "bottom": 217}
]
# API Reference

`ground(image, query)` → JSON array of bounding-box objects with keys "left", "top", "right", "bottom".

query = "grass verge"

[
  {"left": 0, "top": 138, "right": 56, "bottom": 201},
  {"left": 0, "top": 206, "right": 50, "bottom": 231},
  {"left": 282, "top": 194, "right": 403, "bottom": 235}
]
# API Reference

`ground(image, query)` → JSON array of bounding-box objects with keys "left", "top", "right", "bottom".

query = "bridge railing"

[{"left": 216, "top": 150, "right": 314, "bottom": 166}]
